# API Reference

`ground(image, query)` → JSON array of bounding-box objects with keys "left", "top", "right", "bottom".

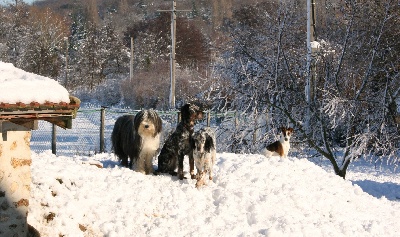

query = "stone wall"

[{"left": 0, "top": 121, "right": 32, "bottom": 237}]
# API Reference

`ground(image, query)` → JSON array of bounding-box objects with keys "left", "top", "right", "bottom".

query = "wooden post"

[
  {"left": 207, "top": 111, "right": 211, "bottom": 127},
  {"left": 51, "top": 124, "right": 56, "bottom": 155},
  {"left": 235, "top": 111, "right": 239, "bottom": 129},
  {"left": 169, "top": 0, "right": 177, "bottom": 109},
  {"left": 130, "top": 37, "right": 134, "bottom": 82},
  {"left": 65, "top": 37, "right": 68, "bottom": 88},
  {"left": 100, "top": 106, "right": 106, "bottom": 153},
  {"left": 177, "top": 111, "right": 181, "bottom": 124},
  {"left": 253, "top": 108, "right": 258, "bottom": 145}
]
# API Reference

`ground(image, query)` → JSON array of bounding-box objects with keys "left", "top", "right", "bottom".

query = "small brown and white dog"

[
  {"left": 263, "top": 127, "right": 293, "bottom": 158},
  {"left": 190, "top": 127, "right": 216, "bottom": 188}
]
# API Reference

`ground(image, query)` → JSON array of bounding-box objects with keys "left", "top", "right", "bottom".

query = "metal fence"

[{"left": 30, "top": 108, "right": 233, "bottom": 156}]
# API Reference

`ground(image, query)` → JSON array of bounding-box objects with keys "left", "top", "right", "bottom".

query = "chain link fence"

[{"left": 30, "top": 108, "right": 234, "bottom": 156}]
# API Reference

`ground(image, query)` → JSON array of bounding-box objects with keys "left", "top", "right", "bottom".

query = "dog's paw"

[
  {"left": 178, "top": 174, "right": 187, "bottom": 180},
  {"left": 195, "top": 180, "right": 205, "bottom": 188},
  {"left": 169, "top": 171, "right": 178, "bottom": 176}
]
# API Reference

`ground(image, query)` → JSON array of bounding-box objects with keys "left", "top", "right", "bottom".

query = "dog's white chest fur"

[
  {"left": 135, "top": 134, "right": 160, "bottom": 174},
  {"left": 141, "top": 134, "right": 160, "bottom": 153},
  {"left": 280, "top": 140, "right": 290, "bottom": 156}
]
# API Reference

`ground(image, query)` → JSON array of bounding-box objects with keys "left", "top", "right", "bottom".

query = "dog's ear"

[
  {"left": 155, "top": 115, "right": 162, "bottom": 135},
  {"left": 204, "top": 134, "right": 214, "bottom": 152},
  {"left": 133, "top": 112, "right": 143, "bottom": 131},
  {"left": 196, "top": 111, "right": 204, "bottom": 120},
  {"left": 180, "top": 104, "right": 191, "bottom": 122}
]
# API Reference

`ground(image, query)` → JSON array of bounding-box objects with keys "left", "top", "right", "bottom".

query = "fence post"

[
  {"left": 207, "top": 111, "right": 211, "bottom": 127},
  {"left": 100, "top": 106, "right": 106, "bottom": 153},
  {"left": 177, "top": 111, "right": 181, "bottom": 124},
  {"left": 52, "top": 124, "right": 56, "bottom": 155},
  {"left": 235, "top": 111, "right": 239, "bottom": 129},
  {"left": 253, "top": 108, "right": 258, "bottom": 145}
]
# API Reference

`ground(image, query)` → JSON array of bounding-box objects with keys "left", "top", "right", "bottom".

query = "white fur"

[{"left": 134, "top": 119, "right": 160, "bottom": 174}]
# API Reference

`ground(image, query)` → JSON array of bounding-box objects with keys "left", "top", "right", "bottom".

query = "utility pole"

[
  {"left": 158, "top": 0, "right": 190, "bottom": 109},
  {"left": 306, "top": 0, "right": 317, "bottom": 103},
  {"left": 306, "top": 0, "right": 318, "bottom": 130},
  {"left": 130, "top": 36, "right": 134, "bottom": 82},
  {"left": 65, "top": 37, "right": 69, "bottom": 88}
]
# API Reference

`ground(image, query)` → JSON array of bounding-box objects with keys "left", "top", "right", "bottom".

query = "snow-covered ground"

[{"left": 28, "top": 151, "right": 400, "bottom": 237}]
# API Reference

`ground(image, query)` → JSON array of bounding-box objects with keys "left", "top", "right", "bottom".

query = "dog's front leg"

[
  {"left": 189, "top": 153, "right": 195, "bottom": 179},
  {"left": 195, "top": 171, "right": 205, "bottom": 188},
  {"left": 177, "top": 154, "right": 185, "bottom": 180}
]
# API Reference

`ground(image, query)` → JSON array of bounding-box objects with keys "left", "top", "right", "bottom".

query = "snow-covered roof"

[
  {"left": 0, "top": 61, "right": 80, "bottom": 129},
  {"left": 0, "top": 61, "right": 70, "bottom": 104}
]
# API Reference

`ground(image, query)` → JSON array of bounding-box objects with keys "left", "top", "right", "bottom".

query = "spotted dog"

[
  {"left": 155, "top": 103, "right": 204, "bottom": 180},
  {"left": 190, "top": 127, "right": 216, "bottom": 188}
]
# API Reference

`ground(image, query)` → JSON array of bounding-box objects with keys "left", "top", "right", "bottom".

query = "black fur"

[
  {"left": 204, "top": 134, "right": 214, "bottom": 153},
  {"left": 111, "top": 110, "right": 162, "bottom": 169},
  {"left": 155, "top": 103, "right": 204, "bottom": 179}
]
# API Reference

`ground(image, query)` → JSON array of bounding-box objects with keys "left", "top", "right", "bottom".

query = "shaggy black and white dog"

[
  {"left": 111, "top": 109, "right": 162, "bottom": 174},
  {"left": 190, "top": 127, "right": 216, "bottom": 188},
  {"left": 154, "top": 103, "right": 204, "bottom": 180}
]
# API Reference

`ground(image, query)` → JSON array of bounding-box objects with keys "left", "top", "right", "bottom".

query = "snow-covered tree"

[{"left": 215, "top": 0, "right": 399, "bottom": 178}]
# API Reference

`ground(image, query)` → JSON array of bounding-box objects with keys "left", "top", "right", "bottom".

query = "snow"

[
  {"left": 310, "top": 41, "right": 320, "bottom": 50},
  {"left": 0, "top": 61, "right": 70, "bottom": 104},
  {"left": 28, "top": 151, "right": 400, "bottom": 237}
]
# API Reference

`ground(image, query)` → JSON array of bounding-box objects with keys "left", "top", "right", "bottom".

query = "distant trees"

[
  {"left": 124, "top": 12, "right": 210, "bottom": 71},
  {"left": 0, "top": 0, "right": 212, "bottom": 109},
  {"left": 25, "top": 7, "right": 69, "bottom": 77},
  {"left": 0, "top": 3, "right": 69, "bottom": 77}
]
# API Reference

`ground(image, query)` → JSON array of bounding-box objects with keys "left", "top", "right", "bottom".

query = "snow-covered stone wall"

[{"left": 0, "top": 122, "right": 31, "bottom": 237}]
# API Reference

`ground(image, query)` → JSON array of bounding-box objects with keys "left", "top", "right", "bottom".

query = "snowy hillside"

[{"left": 28, "top": 151, "right": 400, "bottom": 237}]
